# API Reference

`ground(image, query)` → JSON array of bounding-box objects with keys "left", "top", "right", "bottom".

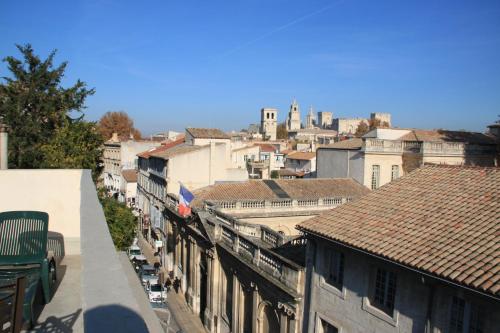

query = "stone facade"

[
  {"left": 260, "top": 108, "right": 278, "bottom": 141},
  {"left": 306, "top": 107, "right": 315, "bottom": 129},
  {"left": 317, "top": 128, "right": 498, "bottom": 189},
  {"left": 317, "top": 112, "right": 333, "bottom": 129},
  {"left": 302, "top": 237, "right": 500, "bottom": 333},
  {"left": 332, "top": 118, "right": 368, "bottom": 135},
  {"left": 287, "top": 100, "right": 301, "bottom": 132},
  {"left": 102, "top": 135, "right": 160, "bottom": 199},
  {"left": 159, "top": 179, "right": 368, "bottom": 333}
]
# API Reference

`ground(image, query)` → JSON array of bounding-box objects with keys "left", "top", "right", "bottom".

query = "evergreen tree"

[{"left": 0, "top": 44, "right": 96, "bottom": 168}]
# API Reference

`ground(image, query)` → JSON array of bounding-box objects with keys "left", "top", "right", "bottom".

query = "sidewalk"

[{"left": 138, "top": 235, "right": 207, "bottom": 333}]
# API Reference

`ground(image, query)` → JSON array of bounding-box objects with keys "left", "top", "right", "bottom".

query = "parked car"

[
  {"left": 140, "top": 264, "right": 157, "bottom": 285},
  {"left": 147, "top": 280, "right": 166, "bottom": 303},
  {"left": 128, "top": 245, "right": 142, "bottom": 260},
  {"left": 132, "top": 256, "right": 148, "bottom": 272}
]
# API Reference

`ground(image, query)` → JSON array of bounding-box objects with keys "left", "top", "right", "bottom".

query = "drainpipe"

[{"left": 0, "top": 120, "right": 8, "bottom": 170}]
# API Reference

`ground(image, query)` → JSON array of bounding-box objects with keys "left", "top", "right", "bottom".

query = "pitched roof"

[
  {"left": 320, "top": 138, "right": 363, "bottom": 150},
  {"left": 137, "top": 135, "right": 185, "bottom": 158},
  {"left": 150, "top": 144, "right": 206, "bottom": 159},
  {"left": 121, "top": 169, "right": 138, "bottom": 183},
  {"left": 287, "top": 151, "right": 316, "bottom": 160},
  {"left": 257, "top": 143, "right": 278, "bottom": 153},
  {"left": 298, "top": 165, "right": 500, "bottom": 297},
  {"left": 191, "top": 178, "right": 369, "bottom": 208},
  {"left": 186, "top": 128, "right": 230, "bottom": 139},
  {"left": 399, "top": 129, "right": 496, "bottom": 145}
]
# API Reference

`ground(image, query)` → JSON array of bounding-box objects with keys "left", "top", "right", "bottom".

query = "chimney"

[{"left": 0, "top": 120, "right": 8, "bottom": 170}]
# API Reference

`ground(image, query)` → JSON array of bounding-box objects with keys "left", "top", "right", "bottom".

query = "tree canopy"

[
  {"left": 0, "top": 44, "right": 100, "bottom": 174},
  {"left": 354, "top": 118, "right": 390, "bottom": 137},
  {"left": 98, "top": 111, "right": 142, "bottom": 141},
  {"left": 276, "top": 122, "right": 288, "bottom": 140},
  {"left": 99, "top": 195, "right": 137, "bottom": 250}
]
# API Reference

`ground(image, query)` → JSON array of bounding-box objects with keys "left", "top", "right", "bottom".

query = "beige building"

[
  {"left": 305, "top": 107, "right": 315, "bottom": 129},
  {"left": 285, "top": 151, "right": 317, "bottom": 177},
  {"left": 317, "top": 128, "right": 498, "bottom": 189},
  {"left": 317, "top": 111, "right": 333, "bottom": 129},
  {"left": 260, "top": 108, "right": 278, "bottom": 141},
  {"left": 102, "top": 133, "right": 160, "bottom": 200},
  {"left": 332, "top": 117, "right": 367, "bottom": 135},
  {"left": 136, "top": 128, "right": 249, "bottom": 262},
  {"left": 287, "top": 99, "right": 301, "bottom": 131},
  {"left": 120, "top": 169, "right": 138, "bottom": 207},
  {"left": 162, "top": 178, "right": 369, "bottom": 333}
]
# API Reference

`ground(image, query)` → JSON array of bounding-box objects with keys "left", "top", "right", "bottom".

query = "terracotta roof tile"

[
  {"left": 399, "top": 129, "right": 496, "bottom": 144},
  {"left": 186, "top": 128, "right": 230, "bottom": 139},
  {"left": 320, "top": 138, "right": 363, "bottom": 150},
  {"left": 286, "top": 151, "right": 316, "bottom": 160},
  {"left": 191, "top": 178, "right": 369, "bottom": 208},
  {"left": 137, "top": 136, "right": 185, "bottom": 158},
  {"left": 121, "top": 169, "right": 138, "bottom": 182},
  {"left": 298, "top": 165, "right": 500, "bottom": 297}
]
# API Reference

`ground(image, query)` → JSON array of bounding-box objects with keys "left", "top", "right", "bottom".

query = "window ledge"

[
  {"left": 318, "top": 276, "right": 346, "bottom": 300},
  {"left": 362, "top": 297, "right": 398, "bottom": 327}
]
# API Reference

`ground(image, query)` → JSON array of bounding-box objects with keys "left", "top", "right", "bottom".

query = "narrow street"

[{"left": 138, "top": 235, "right": 207, "bottom": 333}]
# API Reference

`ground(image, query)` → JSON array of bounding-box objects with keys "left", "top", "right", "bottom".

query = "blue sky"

[{"left": 1, "top": 0, "right": 499, "bottom": 135}]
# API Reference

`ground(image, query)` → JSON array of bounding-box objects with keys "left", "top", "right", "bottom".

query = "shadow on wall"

[{"left": 84, "top": 305, "right": 148, "bottom": 333}]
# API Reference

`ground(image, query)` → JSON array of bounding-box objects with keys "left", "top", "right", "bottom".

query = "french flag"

[{"left": 178, "top": 184, "right": 194, "bottom": 217}]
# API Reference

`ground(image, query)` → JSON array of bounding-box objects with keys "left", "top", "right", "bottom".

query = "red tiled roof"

[
  {"left": 257, "top": 143, "right": 278, "bottom": 153},
  {"left": 298, "top": 165, "right": 500, "bottom": 297},
  {"left": 186, "top": 128, "right": 230, "bottom": 139},
  {"left": 137, "top": 135, "right": 185, "bottom": 158},
  {"left": 192, "top": 178, "right": 369, "bottom": 208},
  {"left": 121, "top": 169, "right": 138, "bottom": 183},
  {"left": 287, "top": 151, "right": 316, "bottom": 160}
]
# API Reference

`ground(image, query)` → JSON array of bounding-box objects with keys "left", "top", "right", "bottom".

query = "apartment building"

[
  {"left": 162, "top": 178, "right": 369, "bottom": 333},
  {"left": 102, "top": 132, "right": 160, "bottom": 199},
  {"left": 298, "top": 165, "right": 499, "bottom": 333},
  {"left": 317, "top": 128, "right": 497, "bottom": 189}
]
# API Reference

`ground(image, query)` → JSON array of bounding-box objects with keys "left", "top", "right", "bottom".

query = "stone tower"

[
  {"left": 317, "top": 111, "right": 333, "bottom": 129},
  {"left": 287, "top": 99, "right": 301, "bottom": 131},
  {"left": 306, "top": 106, "right": 316, "bottom": 129},
  {"left": 260, "top": 108, "right": 278, "bottom": 141}
]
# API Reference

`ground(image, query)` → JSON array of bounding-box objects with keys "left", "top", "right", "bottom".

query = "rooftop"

[
  {"left": 192, "top": 178, "right": 369, "bottom": 208},
  {"left": 286, "top": 151, "right": 316, "bottom": 160},
  {"left": 149, "top": 143, "right": 206, "bottom": 160},
  {"left": 320, "top": 138, "right": 363, "bottom": 150},
  {"left": 186, "top": 127, "right": 230, "bottom": 139},
  {"left": 298, "top": 165, "right": 500, "bottom": 298},
  {"left": 399, "top": 129, "right": 496, "bottom": 144},
  {"left": 137, "top": 135, "right": 185, "bottom": 158},
  {"left": 121, "top": 169, "right": 138, "bottom": 183},
  {"left": 0, "top": 170, "right": 163, "bottom": 332}
]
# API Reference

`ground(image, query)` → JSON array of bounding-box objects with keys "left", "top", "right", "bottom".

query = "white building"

[
  {"left": 306, "top": 106, "right": 316, "bottom": 129},
  {"left": 317, "top": 111, "right": 333, "bottom": 129}
]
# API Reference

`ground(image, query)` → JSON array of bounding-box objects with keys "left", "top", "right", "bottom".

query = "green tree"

[
  {"left": 40, "top": 119, "right": 104, "bottom": 179},
  {"left": 276, "top": 122, "right": 288, "bottom": 140},
  {"left": 99, "top": 196, "right": 137, "bottom": 250},
  {"left": 0, "top": 44, "right": 96, "bottom": 168}
]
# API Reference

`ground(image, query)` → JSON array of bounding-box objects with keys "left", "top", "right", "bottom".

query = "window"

[
  {"left": 325, "top": 250, "right": 344, "bottom": 289},
  {"left": 391, "top": 165, "right": 399, "bottom": 180},
  {"left": 267, "top": 113, "right": 270, "bottom": 119},
  {"left": 271, "top": 113, "right": 274, "bottom": 119},
  {"left": 449, "top": 296, "right": 484, "bottom": 333},
  {"left": 371, "top": 165, "right": 380, "bottom": 189},
  {"left": 320, "top": 319, "right": 338, "bottom": 333},
  {"left": 370, "top": 267, "right": 397, "bottom": 315}
]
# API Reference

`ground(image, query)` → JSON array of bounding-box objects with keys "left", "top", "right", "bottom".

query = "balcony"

[
  {"left": 0, "top": 170, "right": 164, "bottom": 333},
  {"left": 246, "top": 159, "right": 270, "bottom": 169}
]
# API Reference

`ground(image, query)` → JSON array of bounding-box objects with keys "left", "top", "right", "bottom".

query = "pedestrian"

[
  {"left": 165, "top": 278, "right": 172, "bottom": 292},
  {"left": 173, "top": 277, "right": 180, "bottom": 294}
]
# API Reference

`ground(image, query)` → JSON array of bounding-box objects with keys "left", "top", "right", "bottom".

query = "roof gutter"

[{"left": 298, "top": 227, "right": 499, "bottom": 302}]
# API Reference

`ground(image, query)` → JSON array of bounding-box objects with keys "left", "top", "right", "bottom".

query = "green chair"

[{"left": 0, "top": 211, "right": 57, "bottom": 328}]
